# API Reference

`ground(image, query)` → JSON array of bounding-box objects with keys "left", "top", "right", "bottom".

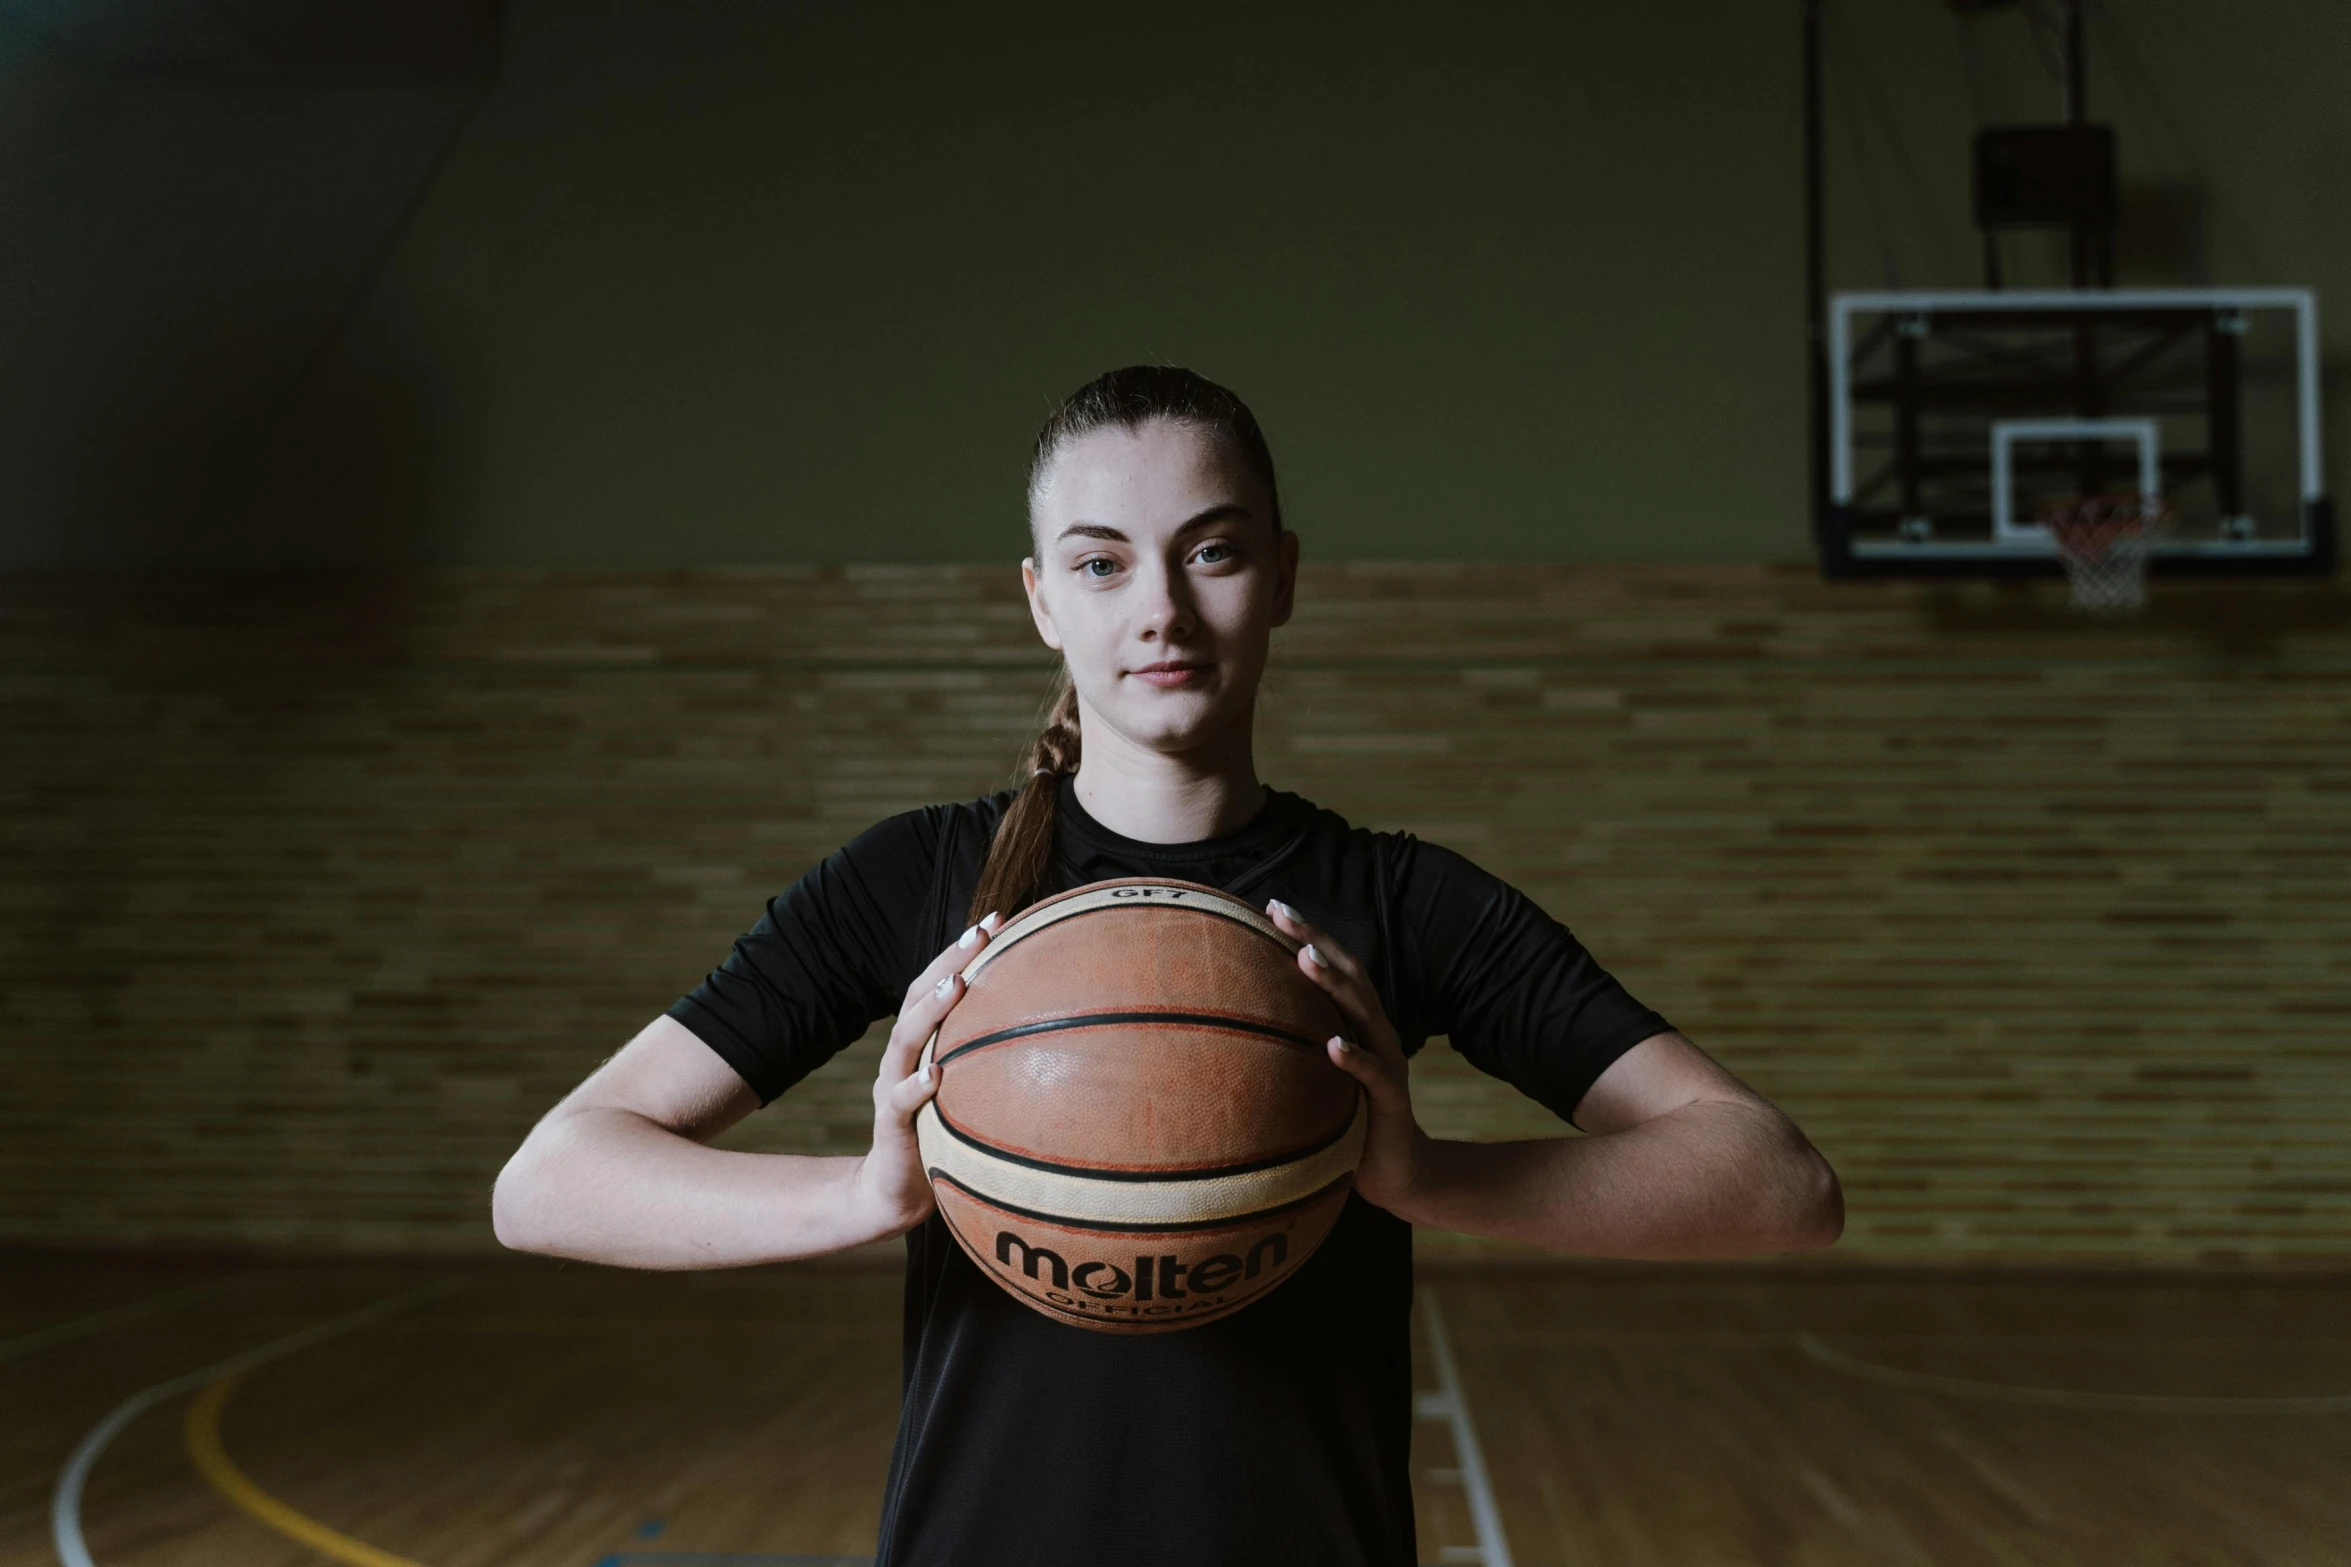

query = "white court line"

[
  {"left": 52, "top": 1276, "right": 465, "bottom": 1567},
  {"left": 1796, "top": 1331, "right": 2351, "bottom": 1414},
  {"left": 0, "top": 1274, "right": 260, "bottom": 1367},
  {"left": 1415, "top": 1286, "right": 1514, "bottom": 1567}
]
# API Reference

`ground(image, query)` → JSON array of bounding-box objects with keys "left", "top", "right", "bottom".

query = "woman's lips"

[{"left": 1129, "top": 662, "right": 1210, "bottom": 688}]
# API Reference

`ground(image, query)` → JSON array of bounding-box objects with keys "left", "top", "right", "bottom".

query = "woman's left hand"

[{"left": 1266, "top": 900, "right": 1433, "bottom": 1219}]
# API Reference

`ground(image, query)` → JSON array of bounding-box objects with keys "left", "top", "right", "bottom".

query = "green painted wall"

[
  {"left": 5, "top": 2, "right": 2346, "bottom": 566},
  {"left": 307, "top": 3, "right": 1808, "bottom": 566}
]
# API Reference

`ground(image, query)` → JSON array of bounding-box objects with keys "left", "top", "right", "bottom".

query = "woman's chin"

[{"left": 1101, "top": 690, "right": 1245, "bottom": 754}]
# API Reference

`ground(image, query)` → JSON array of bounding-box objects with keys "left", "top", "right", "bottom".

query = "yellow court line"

[{"left": 184, "top": 1371, "right": 434, "bottom": 1567}]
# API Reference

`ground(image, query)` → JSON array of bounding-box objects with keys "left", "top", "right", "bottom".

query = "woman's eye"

[
  {"left": 1195, "top": 542, "right": 1233, "bottom": 565},
  {"left": 1079, "top": 558, "right": 1118, "bottom": 579}
]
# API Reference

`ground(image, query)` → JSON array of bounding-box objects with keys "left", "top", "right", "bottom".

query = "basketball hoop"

[{"left": 2042, "top": 492, "right": 2166, "bottom": 615}]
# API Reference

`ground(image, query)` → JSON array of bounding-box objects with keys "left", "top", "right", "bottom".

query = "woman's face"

[{"left": 1023, "top": 418, "right": 1297, "bottom": 758}]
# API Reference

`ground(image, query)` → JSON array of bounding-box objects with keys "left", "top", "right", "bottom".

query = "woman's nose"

[{"left": 1134, "top": 561, "right": 1197, "bottom": 638}]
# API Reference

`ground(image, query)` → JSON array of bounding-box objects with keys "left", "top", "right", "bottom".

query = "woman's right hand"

[{"left": 853, "top": 911, "right": 1004, "bottom": 1236}]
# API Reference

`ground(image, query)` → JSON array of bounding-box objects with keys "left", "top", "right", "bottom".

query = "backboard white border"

[{"left": 1828, "top": 288, "right": 2323, "bottom": 560}]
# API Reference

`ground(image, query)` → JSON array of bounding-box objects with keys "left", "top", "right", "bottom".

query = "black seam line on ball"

[
  {"left": 935, "top": 1010, "right": 1325, "bottom": 1068},
  {"left": 933, "top": 1102, "right": 1359, "bottom": 1182},
  {"left": 928, "top": 1169, "right": 1352, "bottom": 1235}
]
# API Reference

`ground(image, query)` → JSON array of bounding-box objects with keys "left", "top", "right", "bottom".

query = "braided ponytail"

[
  {"left": 968, "top": 365, "right": 1281, "bottom": 923},
  {"left": 967, "top": 667, "right": 1082, "bottom": 923}
]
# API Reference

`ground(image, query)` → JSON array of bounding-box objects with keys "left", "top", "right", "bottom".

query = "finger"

[
  {"left": 1264, "top": 898, "right": 1337, "bottom": 959},
  {"left": 1263, "top": 900, "right": 1366, "bottom": 998},
  {"left": 1267, "top": 900, "right": 1371, "bottom": 986},
  {"left": 882, "top": 1059, "right": 943, "bottom": 1120},
  {"left": 882, "top": 969, "right": 964, "bottom": 1077},
  {"left": 1263, "top": 905, "right": 1406, "bottom": 1066},
  {"left": 1263, "top": 897, "right": 1314, "bottom": 944},
  {"left": 1325, "top": 1036, "right": 1408, "bottom": 1109},
  {"left": 1294, "top": 939, "right": 1395, "bottom": 1056},
  {"left": 884, "top": 913, "right": 1003, "bottom": 1074},
  {"left": 881, "top": 967, "right": 966, "bottom": 1080},
  {"left": 906, "top": 911, "right": 1004, "bottom": 1002}
]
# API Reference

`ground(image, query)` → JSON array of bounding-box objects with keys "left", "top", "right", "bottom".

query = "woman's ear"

[
  {"left": 1270, "top": 529, "right": 1300, "bottom": 629},
  {"left": 1020, "top": 557, "right": 1065, "bottom": 651}
]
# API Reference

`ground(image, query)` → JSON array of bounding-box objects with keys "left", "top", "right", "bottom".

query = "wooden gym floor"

[{"left": 5, "top": 1251, "right": 2348, "bottom": 1567}]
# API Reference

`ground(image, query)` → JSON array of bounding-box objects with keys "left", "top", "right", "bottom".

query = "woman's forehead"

[{"left": 1032, "top": 421, "right": 1262, "bottom": 537}]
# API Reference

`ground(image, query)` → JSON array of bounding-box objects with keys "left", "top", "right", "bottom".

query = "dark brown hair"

[{"left": 966, "top": 366, "right": 1282, "bottom": 924}]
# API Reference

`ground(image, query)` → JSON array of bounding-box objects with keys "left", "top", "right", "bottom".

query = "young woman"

[{"left": 493, "top": 366, "right": 1843, "bottom": 1567}]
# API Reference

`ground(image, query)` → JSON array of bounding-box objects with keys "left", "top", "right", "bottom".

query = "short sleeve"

[
  {"left": 1401, "top": 841, "right": 1671, "bottom": 1127},
  {"left": 667, "top": 807, "right": 945, "bottom": 1104}
]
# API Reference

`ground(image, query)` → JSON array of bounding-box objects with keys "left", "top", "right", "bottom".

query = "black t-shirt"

[{"left": 668, "top": 778, "right": 1669, "bottom": 1567}]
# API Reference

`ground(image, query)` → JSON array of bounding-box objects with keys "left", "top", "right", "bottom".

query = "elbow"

[
  {"left": 1782, "top": 1145, "right": 1845, "bottom": 1253},
  {"left": 490, "top": 1142, "right": 556, "bottom": 1255},
  {"left": 1724, "top": 1102, "right": 1845, "bottom": 1256}
]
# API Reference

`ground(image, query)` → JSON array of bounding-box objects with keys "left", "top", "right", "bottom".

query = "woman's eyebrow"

[
  {"left": 1172, "top": 503, "right": 1256, "bottom": 533},
  {"left": 1054, "top": 504, "right": 1254, "bottom": 547}
]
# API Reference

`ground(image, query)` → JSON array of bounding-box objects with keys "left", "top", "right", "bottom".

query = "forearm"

[
  {"left": 1391, "top": 1098, "right": 1843, "bottom": 1259},
  {"left": 492, "top": 1107, "right": 905, "bottom": 1270}
]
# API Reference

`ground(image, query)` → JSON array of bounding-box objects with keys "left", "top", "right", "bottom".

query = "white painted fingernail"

[
  {"left": 983, "top": 911, "right": 1003, "bottom": 931},
  {"left": 1271, "top": 900, "right": 1297, "bottom": 920},
  {"left": 935, "top": 975, "right": 955, "bottom": 999},
  {"left": 958, "top": 925, "right": 978, "bottom": 949},
  {"left": 1332, "top": 1036, "right": 1354, "bottom": 1053},
  {"left": 1302, "top": 943, "right": 1325, "bottom": 968},
  {"left": 919, "top": 1061, "right": 933, "bottom": 1083}
]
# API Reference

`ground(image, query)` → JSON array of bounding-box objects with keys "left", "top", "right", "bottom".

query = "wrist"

[
  {"left": 1364, "top": 1126, "right": 1448, "bottom": 1226},
  {"left": 843, "top": 1151, "right": 932, "bottom": 1242}
]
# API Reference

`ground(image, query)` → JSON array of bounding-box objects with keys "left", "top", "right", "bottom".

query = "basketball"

[{"left": 913, "top": 878, "right": 1364, "bottom": 1333}]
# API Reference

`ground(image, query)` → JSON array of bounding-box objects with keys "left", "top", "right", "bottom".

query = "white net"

[{"left": 2042, "top": 493, "right": 2166, "bottom": 616}]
